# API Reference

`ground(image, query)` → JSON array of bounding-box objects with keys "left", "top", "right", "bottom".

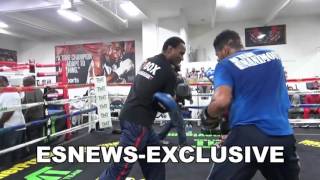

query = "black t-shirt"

[{"left": 119, "top": 54, "right": 177, "bottom": 127}]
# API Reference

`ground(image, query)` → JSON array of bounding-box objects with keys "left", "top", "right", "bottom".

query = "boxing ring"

[
  {"left": 1, "top": 64, "right": 320, "bottom": 179},
  {"left": 0, "top": 125, "right": 319, "bottom": 180}
]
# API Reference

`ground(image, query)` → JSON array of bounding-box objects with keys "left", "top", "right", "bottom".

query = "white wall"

[
  {"left": 0, "top": 34, "right": 20, "bottom": 52},
  {"left": 158, "top": 15, "right": 190, "bottom": 63},
  {"left": 16, "top": 29, "right": 142, "bottom": 97},
  {"left": 18, "top": 29, "right": 142, "bottom": 68},
  {"left": 142, "top": 20, "right": 160, "bottom": 60},
  {"left": 142, "top": 15, "right": 190, "bottom": 66},
  {"left": 189, "top": 15, "right": 320, "bottom": 79},
  {"left": 0, "top": 35, "right": 22, "bottom": 85}
]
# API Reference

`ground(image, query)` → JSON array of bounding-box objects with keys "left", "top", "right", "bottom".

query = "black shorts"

[{"left": 208, "top": 125, "right": 300, "bottom": 180}]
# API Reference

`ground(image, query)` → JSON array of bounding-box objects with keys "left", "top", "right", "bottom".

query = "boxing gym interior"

[{"left": 0, "top": 0, "right": 320, "bottom": 179}]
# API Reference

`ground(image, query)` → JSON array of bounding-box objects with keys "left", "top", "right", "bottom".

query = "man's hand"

[
  {"left": 0, "top": 111, "right": 14, "bottom": 126},
  {"left": 200, "top": 107, "right": 221, "bottom": 130}
]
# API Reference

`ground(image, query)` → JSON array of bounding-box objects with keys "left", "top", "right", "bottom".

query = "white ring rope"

[
  {"left": 0, "top": 119, "right": 99, "bottom": 156},
  {"left": 110, "top": 117, "right": 320, "bottom": 124},
  {"left": 0, "top": 96, "right": 95, "bottom": 113},
  {"left": 289, "top": 119, "right": 320, "bottom": 124},
  {"left": 288, "top": 90, "right": 320, "bottom": 95},
  {"left": 106, "top": 91, "right": 320, "bottom": 98},
  {"left": 0, "top": 72, "right": 36, "bottom": 76}
]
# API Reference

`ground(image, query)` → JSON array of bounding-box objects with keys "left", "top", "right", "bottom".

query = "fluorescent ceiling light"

[
  {"left": 217, "top": 0, "right": 239, "bottom": 8},
  {"left": 0, "top": 28, "right": 10, "bottom": 34},
  {"left": 57, "top": 9, "right": 82, "bottom": 22},
  {"left": 0, "top": 21, "right": 9, "bottom": 28},
  {"left": 120, "top": 1, "right": 141, "bottom": 17},
  {"left": 257, "top": 34, "right": 266, "bottom": 39},
  {"left": 61, "top": 0, "right": 72, "bottom": 9}
]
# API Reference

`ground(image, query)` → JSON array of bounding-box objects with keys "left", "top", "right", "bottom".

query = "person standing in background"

[
  {"left": 22, "top": 76, "right": 45, "bottom": 154},
  {"left": 0, "top": 76, "right": 26, "bottom": 168}
]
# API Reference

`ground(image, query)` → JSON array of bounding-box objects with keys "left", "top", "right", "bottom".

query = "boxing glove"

[
  {"left": 114, "top": 58, "right": 134, "bottom": 77},
  {"left": 200, "top": 107, "right": 221, "bottom": 130}
]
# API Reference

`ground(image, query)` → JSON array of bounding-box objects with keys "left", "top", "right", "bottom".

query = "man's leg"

[
  {"left": 158, "top": 120, "right": 173, "bottom": 140},
  {"left": 173, "top": 108, "right": 187, "bottom": 145},
  {"left": 259, "top": 135, "right": 300, "bottom": 180},
  {"left": 99, "top": 120, "right": 150, "bottom": 180},
  {"left": 208, "top": 125, "right": 264, "bottom": 180},
  {"left": 139, "top": 128, "right": 166, "bottom": 180},
  {"left": 13, "top": 130, "right": 25, "bottom": 161},
  {"left": 208, "top": 161, "right": 257, "bottom": 180},
  {"left": 1, "top": 130, "right": 21, "bottom": 164}
]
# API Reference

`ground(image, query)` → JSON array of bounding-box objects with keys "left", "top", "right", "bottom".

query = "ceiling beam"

[
  {"left": 80, "top": 0, "right": 128, "bottom": 31},
  {"left": 208, "top": 0, "right": 217, "bottom": 29},
  {"left": 76, "top": 4, "right": 119, "bottom": 34},
  {"left": 0, "top": 28, "right": 39, "bottom": 40},
  {"left": 130, "top": 0, "right": 151, "bottom": 18},
  {"left": 265, "top": 0, "right": 292, "bottom": 25},
  {"left": 4, "top": 12, "right": 76, "bottom": 37}
]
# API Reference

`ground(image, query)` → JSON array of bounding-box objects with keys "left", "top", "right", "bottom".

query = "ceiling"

[{"left": 0, "top": 0, "right": 319, "bottom": 40}]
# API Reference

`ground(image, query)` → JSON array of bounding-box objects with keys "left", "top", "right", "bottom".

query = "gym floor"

[{"left": 1, "top": 125, "right": 319, "bottom": 180}]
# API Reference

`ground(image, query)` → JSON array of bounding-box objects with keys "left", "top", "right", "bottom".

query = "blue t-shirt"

[{"left": 214, "top": 48, "right": 293, "bottom": 136}]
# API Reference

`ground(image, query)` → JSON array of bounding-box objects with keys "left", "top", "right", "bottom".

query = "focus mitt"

[{"left": 153, "top": 92, "right": 177, "bottom": 113}]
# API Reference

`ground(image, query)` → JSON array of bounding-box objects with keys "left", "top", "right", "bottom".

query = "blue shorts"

[
  {"left": 208, "top": 125, "right": 300, "bottom": 180},
  {"left": 99, "top": 120, "right": 165, "bottom": 180}
]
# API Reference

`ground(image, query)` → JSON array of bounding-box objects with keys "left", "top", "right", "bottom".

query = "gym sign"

[
  {"left": 299, "top": 139, "right": 320, "bottom": 148},
  {"left": 167, "top": 132, "right": 221, "bottom": 148},
  {"left": 24, "top": 166, "right": 82, "bottom": 180}
]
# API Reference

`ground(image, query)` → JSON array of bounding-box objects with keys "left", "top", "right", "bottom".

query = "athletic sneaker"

[{"left": 160, "top": 140, "right": 170, "bottom": 145}]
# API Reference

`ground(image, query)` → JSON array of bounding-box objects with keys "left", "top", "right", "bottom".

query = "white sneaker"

[{"left": 160, "top": 140, "right": 170, "bottom": 145}]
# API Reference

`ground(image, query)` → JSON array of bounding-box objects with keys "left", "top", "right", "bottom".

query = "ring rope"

[
  {"left": 152, "top": 117, "right": 320, "bottom": 124},
  {"left": 0, "top": 107, "right": 97, "bottom": 135},
  {"left": 0, "top": 119, "right": 99, "bottom": 156},
  {"left": 107, "top": 91, "right": 320, "bottom": 98},
  {"left": 0, "top": 83, "right": 94, "bottom": 93},
  {"left": 184, "top": 104, "right": 320, "bottom": 109},
  {"left": 0, "top": 72, "right": 36, "bottom": 76},
  {"left": 288, "top": 90, "right": 320, "bottom": 95},
  {"left": 0, "top": 96, "right": 95, "bottom": 113}
]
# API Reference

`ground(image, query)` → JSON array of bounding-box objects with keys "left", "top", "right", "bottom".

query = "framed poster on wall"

[
  {"left": 245, "top": 24, "right": 286, "bottom": 47},
  {"left": 55, "top": 40, "right": 135, "bottom": 84},
  {"left": 0, "top": 48, "right": 17, "bottom": 62}
]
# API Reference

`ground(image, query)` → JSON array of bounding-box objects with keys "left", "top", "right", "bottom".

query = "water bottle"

[
  {"left": 186, "top": 122, "right": 192, "bottom": 135},
  {"left": 189, "top": 123, "right": 193, "bottom": 134}
]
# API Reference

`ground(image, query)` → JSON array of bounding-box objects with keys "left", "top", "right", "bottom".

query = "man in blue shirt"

[{"left": 201, "top": 30, "right": 300, "bottom": 180}]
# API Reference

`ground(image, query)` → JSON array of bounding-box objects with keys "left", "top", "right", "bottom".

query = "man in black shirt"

[{"left": 99, "top": 37, "right": 186, "bottom": 180}]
